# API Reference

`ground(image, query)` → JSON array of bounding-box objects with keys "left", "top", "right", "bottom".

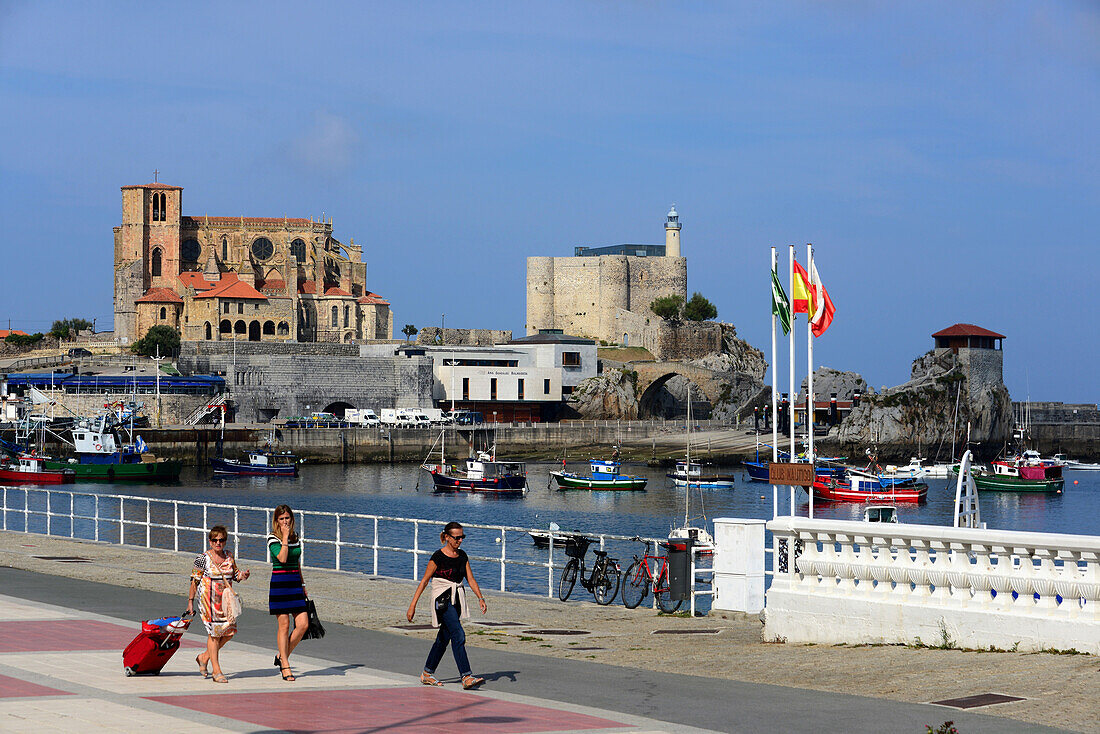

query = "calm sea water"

[{"left": 36, "top": 462, "right": 1100, "bottom": 600}]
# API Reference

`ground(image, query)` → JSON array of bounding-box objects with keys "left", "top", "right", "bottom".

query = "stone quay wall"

[{"left": 1018, "top": 402, "right": 1100, "bottom": 459}]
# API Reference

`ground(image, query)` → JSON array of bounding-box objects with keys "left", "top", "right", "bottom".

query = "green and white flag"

[{"left": 771, "top": 267, "right": 791, "bottom": 335}]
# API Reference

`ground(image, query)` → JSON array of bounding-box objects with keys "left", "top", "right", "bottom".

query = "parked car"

[{"left": 67, "top": 347, "right": 93, "bottom": 358}]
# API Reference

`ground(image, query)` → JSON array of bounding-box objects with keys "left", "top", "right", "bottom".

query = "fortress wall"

[
  {"left": 416, "top": 328, "right": 512, "bottom": 346},
  {"left": 599, "top": 256, "right": 630, "bottom": 342},
  {"left": 525, "top": 256, "right": 556, "bottom": 335},
  {"left": 628, "top": 257, "right": 687, "bottom": 315},
  {"left": 958, "top": 348, "right": 1004, "bottom": 400},
  {"left": 551, "top": 258, "right": 602, "bottom": 339}
]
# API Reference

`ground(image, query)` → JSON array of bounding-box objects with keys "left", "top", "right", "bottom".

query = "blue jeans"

[{"left": 424, "top": 602, "right": 471, "bottom": 677}]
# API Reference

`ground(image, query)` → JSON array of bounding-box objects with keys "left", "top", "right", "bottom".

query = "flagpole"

[
  {"left": 788, "top": 244, "right": 795, "bottom": 515},
  {"left": 770, "top": 247, "right": 778, "bottom": 519},
  {"left": 807, "top": 243, "right": 815, "bottom": 519}
]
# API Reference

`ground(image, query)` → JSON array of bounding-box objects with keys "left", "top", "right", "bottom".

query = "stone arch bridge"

[{"left": 629, "top": 361, "right": 729, "bottom": 418}]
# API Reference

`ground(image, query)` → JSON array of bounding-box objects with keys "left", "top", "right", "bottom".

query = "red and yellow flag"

[{"left": 791, "top": 260, "right": 813, "bottom": 314}]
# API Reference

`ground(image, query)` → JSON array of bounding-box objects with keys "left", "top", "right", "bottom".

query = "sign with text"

[{"left": 768, "top": 462, "right": 815, "bottom": 487}]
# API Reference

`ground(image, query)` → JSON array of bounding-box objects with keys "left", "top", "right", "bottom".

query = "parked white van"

[{"left": 345, "top": 408, "right": 380, "bottom": 426}]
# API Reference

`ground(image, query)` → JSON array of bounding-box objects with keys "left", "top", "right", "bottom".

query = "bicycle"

[
  {"left": 621, "top": 537, "right": 682, "bottom": 612},
  {"left": 557, "top": 537, "right": 621, "bottom": 605}
]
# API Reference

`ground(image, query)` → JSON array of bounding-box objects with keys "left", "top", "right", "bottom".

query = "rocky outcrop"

[
  {"left": 798, "top": 367, "right": 869, "bottom": 402},
  {"left": 823, "top": 351, "right": 1012, "bottom": 461},
  {"left": 567, "top": 368, "right": 639, "bottom": 420}
]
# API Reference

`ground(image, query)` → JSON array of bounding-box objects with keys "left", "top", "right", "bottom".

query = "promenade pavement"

[{"left": 1, "top": 530, "right": 1091, "bottom": 733}]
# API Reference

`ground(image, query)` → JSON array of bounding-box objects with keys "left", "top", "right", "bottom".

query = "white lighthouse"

[{"left": 665, "top": 204, "right": 681, "bottom": 257}]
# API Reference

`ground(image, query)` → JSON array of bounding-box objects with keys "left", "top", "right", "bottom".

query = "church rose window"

[
  {"left": 181, "top": 238, "right": 201, "bottom": 261},
  {"left": 251, "top": 237, "right": 274, "bottom": 261},
  {"left": 291, "top": 238, "right": 306, "bottom": 262}
]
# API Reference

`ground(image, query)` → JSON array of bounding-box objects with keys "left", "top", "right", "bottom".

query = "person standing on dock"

[
  {"left": 406, "top": 521, "right": 487, "bottom": 689},
  {"left": 268, "top": 505, "right": 310, "bottom": 682}
]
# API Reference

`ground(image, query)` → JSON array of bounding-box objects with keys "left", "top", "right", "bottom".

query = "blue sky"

[{"left": 1, "top": 2, "right": 1096, "bottom": 402}]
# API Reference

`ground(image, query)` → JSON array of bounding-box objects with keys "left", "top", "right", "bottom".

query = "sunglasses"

[
  {"left": 449, "top": 534, "right": 466, "bottom": 541},
  {"left": 210, "top": 537, "right": 227, "bottom": 544}
]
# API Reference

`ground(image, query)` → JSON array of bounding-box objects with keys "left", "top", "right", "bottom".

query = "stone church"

[{"left": 113, "top": 182, "right": 393, "bottom": 345}]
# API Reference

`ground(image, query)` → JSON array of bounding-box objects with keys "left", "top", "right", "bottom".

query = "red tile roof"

[
  {"left": 358, "top": 292, "right": 390, "bottom": 306},
  {"left": 323, "top": 287, "right": 353, "bottom": 297},
  {"left": 181, "top": 216, "right": 315, "bottom": 227},
  {"left": 121, "top": 183, "right": 182, "bottom": 190},
  {"left": 0, "top": 330, "right": 28, "bottom": 338},
  {"left": 135, "top": 287, "right": 183, "bottom": 304},
  {"left": 179, "top": 272, "right": 217, "bottom": 291},
  {"left": 193, "top": 272, "right": 268, "bottom": 301},
  {"left": 259, "top": 279, "right": 287, "bottom": 291},
  {"left": 931, "top": 323, "right": 1005, "bottom": 339},
  {"left": 297, "top": 279, "right": 317, "bottom": 295}
]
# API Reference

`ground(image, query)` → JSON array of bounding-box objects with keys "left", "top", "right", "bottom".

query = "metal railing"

[{"left": 0, "top": 486, "right": 671, "bottom": 601}]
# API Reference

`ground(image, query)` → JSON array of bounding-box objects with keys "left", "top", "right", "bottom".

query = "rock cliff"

[
  {"left": 823, "top": 351, "right": 1012, "bottom": 461},
  {"left": 567, "top": 367, "right": 640, "bottom": 420}
]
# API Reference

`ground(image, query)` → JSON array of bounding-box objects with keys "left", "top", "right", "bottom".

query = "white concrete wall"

[{"left": 764, "top": 517, "right": 1100, "bottom": 653}]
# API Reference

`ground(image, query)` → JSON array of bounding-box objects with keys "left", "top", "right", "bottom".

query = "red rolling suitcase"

[{"left": 122, "top": 613, "right": 193, "bottom": 676}]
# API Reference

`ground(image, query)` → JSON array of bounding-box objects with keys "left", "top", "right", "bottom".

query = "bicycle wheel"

[
  {"left": 621, "top": 560, "right": 649, "bottom": 609},
  {"left": 558, "top": 559, "right": 579, "bottom": 601},
  {"left": 654, "top": 561, "right": 683, "bottom": 613},
  {"left": 593, "top": 563, "right": 621, "bottom": 606}
]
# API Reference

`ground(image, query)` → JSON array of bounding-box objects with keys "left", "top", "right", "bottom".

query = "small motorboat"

[
  {"left": 0, "top": 454, "right": 75, "bottom": 485},
  {"left": 972, "top": 451, "right": 1063, "bottom": 493},
  {"left": 211, "top": 450, "right": 299, "bottom": 477},
  {"left": 551, "top": 460, "right": 647, "bottom": 490},
  {"left": 863, "top": 505, "right": 898, "bottom": 523},
  {"left": 813, "top": 469, "right": 927, "bottom": 503},
  {"left": 667, "top": 461, "right": 737, "bottom": 489},
  {"left": 422, "top": 450, "right": 527, "bottom": 496},
  {"left": 528, "top": 523, "right": 586, "bottom": 548}
]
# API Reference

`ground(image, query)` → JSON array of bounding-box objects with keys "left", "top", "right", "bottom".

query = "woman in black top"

[{"left": 407, "top": 521, "right": 487, "bottom": 688}]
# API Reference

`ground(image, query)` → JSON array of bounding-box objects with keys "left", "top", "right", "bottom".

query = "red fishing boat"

[
  {"left": 0, "top": 454, "right": 76, "bottom": 484},
  {"left": 812, "top": 470, "right": 926, "bottom": 503}
]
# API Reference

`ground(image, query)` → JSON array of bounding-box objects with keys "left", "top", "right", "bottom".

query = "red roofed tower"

[
  {"left": 114, "top": 182, "right": 183, "bottom": 343},
  {"left": 931, "top": 323, "right": 1005, "bottom": 400}
]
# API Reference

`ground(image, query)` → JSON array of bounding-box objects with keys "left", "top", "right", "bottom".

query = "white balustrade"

[{"left": 765, "top": 516, "right": 1100, "bottom": 653}]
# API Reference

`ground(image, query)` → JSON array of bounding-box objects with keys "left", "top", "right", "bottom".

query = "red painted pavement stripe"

[
  {"left": 0, "top": 673, "right": 73, "bottom": 698},
  {"left": 0, "top": 620, "right": 203, "bottom": 653},
  {"left": 147, "top": 687, "right": 630, "bottom": 733}
]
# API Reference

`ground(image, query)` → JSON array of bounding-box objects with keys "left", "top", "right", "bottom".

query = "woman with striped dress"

[
  {"left": 269, "top": 505, "right": 310, "bottom": 681},
  {"left": 187, "top": 525, "right": 250, "bottom": 684}
]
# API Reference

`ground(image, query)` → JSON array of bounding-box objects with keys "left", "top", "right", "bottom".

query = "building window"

[
  {"left": 518, "top": 379, "right": 524, "bottom": 400},
  {"left": 237, "top": 303, "right": 244, "bottom": 315},
  {"left": 331, "top": 306, "right": 338, "bottom": 327},
  {"left": 263, "top": 321, "right": 275, "bottom": 335},
  {"left": 205, "top": 322, "right": 212, "bottom": 340},
  {"left": 221, "top": 236, "right": 227, "bottom": 260},
  {"left": 544, "top": 379, "right": 551, "bottom": 394},
  {"left": 159, "top": 307, "right": 166, "bottom": 320},
  {"left": 290, "top": 238, "right": 306, "bottom": 262},
  {"left": 151, "top": 248, "right": 162, "bottom": 277},
  {"left": 562, "top": 351, "right": 581, "bottom": 367},
  {"left": 562, "top": 386, "right": 574, "bottom": 395},
  {"left": 219, "top": 320, "right": 231, "bottom": 334},
  {"left": 222, "top": 302, "right": 230, "bottom": 314},
  {"left": 234, "top": 320, "right": 246, "bottom": 335},
  {"left": 250, "top": 237, "right": 274, "bottom": 261},
  {"left": 462, "top": 378, "right": 469, "bottom": 401},
  {"left": 344, "top": 305, "right": 349, "bottom": 328},
  {"left": 277, "top": 321, "right": 289, "bottom": 336},
  {"left": 490, "top": 378, "right": 497, "bottom": 401},
  {"left": 254, "top": 303, "right": 260, "bottom": 310},
  {"left": 181, "top": 238, "right": 201, "bottom": 262}
]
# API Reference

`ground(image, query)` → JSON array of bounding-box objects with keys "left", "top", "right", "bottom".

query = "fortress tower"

[{"left": 525, "top": 206, "right": 688, "bottom": 347}]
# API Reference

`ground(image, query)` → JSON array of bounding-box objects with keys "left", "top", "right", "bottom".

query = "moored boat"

[
  {"left": 43, "top": 415, "right": 181, "bottom": 481},
  {"left": 0, "top": 454, "right": 75, "bottom": 484},
  {"left": 212, "top": 450, "right": 299, "bottom": 477},
  {"left": 551, "top": 460, "right": 647, "bottom": 491},
  {"left": 972, "top": 452, "right": 1064, "bottom": 493},
  {"left": 813, "top": 469, "right": 927, "bottom": 503},
  {"left": 422, "top": 450, "right": 527, "bottom": 496},
  {"left": 667, "top": 461, "right": 737, "bottom": 489}
]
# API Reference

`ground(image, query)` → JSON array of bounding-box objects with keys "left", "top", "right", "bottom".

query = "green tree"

[
  {"left": 4, "top": 332, "right": 44, "bottom": 347},
  {"left": 650, "top": 294, "right": 685, "bottom": 321},
  {"left": 50, "top": 318, "right": 93, "bottom": 340},
  {"left": 401, "top": 324, "right": 418, "bottom": 343},
  {"left": 684, "top": 292, "right": 718, "bottom": 321},
  {"left": 131, "top": 325, "right": 180, "bottom": 357}
]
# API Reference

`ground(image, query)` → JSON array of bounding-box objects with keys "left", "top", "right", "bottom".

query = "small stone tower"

[
  {"left": 114, "top": 182, "right": 183, "bottom": 343},
  {"left": 664, "top": 204, "right": 681, "bottom": 258}
]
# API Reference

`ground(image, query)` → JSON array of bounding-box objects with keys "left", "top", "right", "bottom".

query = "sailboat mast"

[{"left": 685, "top": 383, "right": 691, "bottom": 525}]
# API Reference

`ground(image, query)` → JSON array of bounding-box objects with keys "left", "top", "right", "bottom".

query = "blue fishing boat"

[{"left": 211, "top": 450, "right": 299, "bottom": 476}]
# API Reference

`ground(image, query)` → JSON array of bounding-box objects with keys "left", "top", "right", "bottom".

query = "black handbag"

[
  {"left": 433, "top": 588, "right": 452, "bottom": 614},
  {"left": 303, "top": 599, "right": 325, "bottom": 640}
]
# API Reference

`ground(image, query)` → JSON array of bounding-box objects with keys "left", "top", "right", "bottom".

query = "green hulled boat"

[
  {"left": 43, "top": 415, "right": 182, "bottom": 482},
  {"left": 972, "top": 451, "right": 1063, "bottom": 493},
  {"left": 551, "top": 460, "right": 648, "bottom": 491}
]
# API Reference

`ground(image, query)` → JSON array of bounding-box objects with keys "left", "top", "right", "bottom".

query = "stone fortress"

[
  {"left": 526, "top": 206, "right": 687, "bottom": 349},
  {"left": 113, "top": 181, "right": 392, "bottom": 347}
]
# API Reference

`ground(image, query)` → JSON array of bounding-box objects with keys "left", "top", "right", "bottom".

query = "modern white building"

[{"left": 394, "top": 332, "right": 597, "bottom": 422}]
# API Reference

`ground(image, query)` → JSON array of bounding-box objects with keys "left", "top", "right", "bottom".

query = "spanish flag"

[{"left": 791, "top": 260, "right": 814, "bottom": 314}]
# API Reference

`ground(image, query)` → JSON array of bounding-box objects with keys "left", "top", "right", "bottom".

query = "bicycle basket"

[{"left": 564, "top": 537, "right": 591, "bottom": 558}]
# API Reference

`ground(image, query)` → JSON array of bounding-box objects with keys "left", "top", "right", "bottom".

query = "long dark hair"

[{"left": 272, "top": 504, "right": 299, "bottom": 543}]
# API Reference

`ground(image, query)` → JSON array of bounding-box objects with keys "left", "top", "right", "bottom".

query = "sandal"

[
  {"left": 281, "top": 666, "right": 296, "bottom": 682},
  {"left": 420, "top": 671, "right": 443, "bottom": 687},
  {"left": 211, "top": 673, "right": 228, "bottom": 684},
  {"left": 196, "top": 654, "right": 209, "bottom": 679},
  {"left": 461, "top": 675, "right": 485, "bottom": 690},
  {"left": 274, "top": 654, "right": 282, "bottom": 669}
]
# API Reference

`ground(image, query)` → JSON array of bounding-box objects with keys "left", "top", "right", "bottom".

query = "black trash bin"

[{"left": 666, "top": 536, "right": 694, "bottom": 600}]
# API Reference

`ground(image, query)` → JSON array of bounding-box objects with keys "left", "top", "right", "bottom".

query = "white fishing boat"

[{"left": 669, "top": 385, "right": 715, "bottom": 551}]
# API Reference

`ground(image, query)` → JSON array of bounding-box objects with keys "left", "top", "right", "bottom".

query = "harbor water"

[{"left": 12, "top": 461, "right": 1099, "bottom": 603}]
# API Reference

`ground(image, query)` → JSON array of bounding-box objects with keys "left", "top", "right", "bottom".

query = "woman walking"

[
  {"left": 406, "top": 521, "right": 487, "bottom": 689},
  {"left": 268, "top": 505, "right": 310, "bottom": 682},
  {"left": 187, "top": 525, "right": 250, "bottom": 683}
]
